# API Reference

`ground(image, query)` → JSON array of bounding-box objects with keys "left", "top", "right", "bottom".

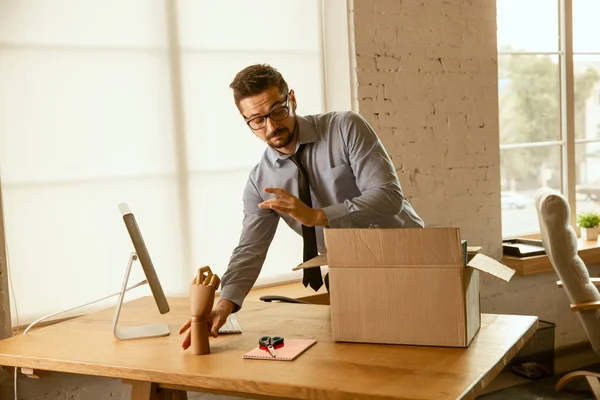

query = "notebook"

[{"left": 242, "top": 339, "right": 317, "bottom": 361}]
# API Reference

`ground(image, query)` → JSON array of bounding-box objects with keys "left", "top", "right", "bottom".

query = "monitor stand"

[{"left": 112, "top": 252, "right": 170, "bottom": 340}]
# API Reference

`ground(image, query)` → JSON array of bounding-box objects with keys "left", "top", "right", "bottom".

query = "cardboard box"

[{"left": 295, "top": 228, "right": 514, "bottom": 347}]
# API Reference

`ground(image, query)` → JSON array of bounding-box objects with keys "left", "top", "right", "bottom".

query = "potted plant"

[{"left": 576, "top": 211, "right": 600, "bottom": 241}]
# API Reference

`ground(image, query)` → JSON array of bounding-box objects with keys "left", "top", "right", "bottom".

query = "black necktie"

[{"left": 289, "top": 144, "right": 324, "bottom": 291}]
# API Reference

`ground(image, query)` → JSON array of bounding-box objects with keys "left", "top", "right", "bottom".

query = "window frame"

[
  {"left": 498, "top": 0, "right": 600, "bottom": 237},
  {"left": 0, "top": 0, "right": 354, "bottom": 328}
]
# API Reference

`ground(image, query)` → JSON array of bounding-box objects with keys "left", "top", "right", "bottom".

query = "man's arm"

[
  {"left": 219, "top": 177, "right": 279, "bottom": 312},
  {"left": 321, "top": 112, "right": 406, "bottom": 228}
]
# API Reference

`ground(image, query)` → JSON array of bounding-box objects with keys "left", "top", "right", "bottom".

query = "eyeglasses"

[{"left": 246, "top": 94, "right": 290, "bottom": 130}]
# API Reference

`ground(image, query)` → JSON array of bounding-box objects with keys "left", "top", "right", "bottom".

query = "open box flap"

[
  {"left": 467, "top": 253, "right": 515, "bottom": 282},
  {"left": 293, "top": 254, "right": 328, "bottom": 271}
]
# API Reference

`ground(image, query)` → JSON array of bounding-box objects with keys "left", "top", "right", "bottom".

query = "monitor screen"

[{"left": 119, "top": 203, "right": 170, "bottom": 314}]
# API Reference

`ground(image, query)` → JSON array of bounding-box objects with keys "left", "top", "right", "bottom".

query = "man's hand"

[
  {"left": 258, "top": 188, "right": 328, "bottom": 227},
  {"left": 178, "top": 299, "right": 235, "bottom": 350}
]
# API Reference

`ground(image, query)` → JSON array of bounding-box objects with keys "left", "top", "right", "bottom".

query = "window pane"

[
  {"left": 0, "top": 49, "right": 175, "bottom": 183},
  {"left": 0, "top": 0, "right": 166, "bottom": 48},
  {"left": 497, "top": 0, "right": 558, "bottom": 52},
  {"left": 182, "top": 53, "right": 323, "bottom": 172},
  {"left": 0, "top": 0, "right": 327, "bottom": 326},
  {"left": 574, "top": 56, "right": 600, "bottom": 140},
  {"left": 2, "top": 178, "right": 184, "bottom": 321},
  {"left": 188, "top": 172, "right": 303, "bottom": 285},
  {"left": 499, "top": 55, "right": 560, "bottom": 145},
  {"left": 573, "top": 0, "right": 600, "bottom": 52},
  {"left": 576, "top": 141, "right": 600, "bottom": 214},
  {"left": 574, "top": 56, "right": 600, "bottom": 216},
  {"left": 178, "top": 0, "right": 321, "bottom": 51},
  {"left": 501, "top": 146, "right": 562, "bottom": 237}
]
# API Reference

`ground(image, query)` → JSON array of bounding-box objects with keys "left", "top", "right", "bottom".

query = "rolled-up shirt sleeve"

[
  {"left": 321, "top": 112, "right": 405, "bottom": 228},
  {"left": 219, "top": 177, "right": 279, "bottom": 312}
]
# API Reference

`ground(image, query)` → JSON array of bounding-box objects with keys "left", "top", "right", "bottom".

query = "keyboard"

[{"left": 218, "top": 313, "right": 242, "bottom": 334}]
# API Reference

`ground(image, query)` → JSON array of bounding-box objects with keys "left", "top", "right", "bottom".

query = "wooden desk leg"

[
  {"left": 130, "top": 381, "right": 159, "bottom": 400},
  {"left": 129, "top": 381, "right": 188, "bottom": 400},
  {"left": 159, "top": 389, "right": 188, "bottom": 400},
  {"left": 130, "top": 381, "right": 158, "bottom": 400}
]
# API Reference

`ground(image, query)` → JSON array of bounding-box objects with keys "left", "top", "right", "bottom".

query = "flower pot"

[{"left": 581, "top": 227, "right": 599, "bottom": 241}]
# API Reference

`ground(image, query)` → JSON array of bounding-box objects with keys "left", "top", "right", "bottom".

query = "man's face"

[{"left": 239, "top": 87, "right": 297, "bottom": 151}]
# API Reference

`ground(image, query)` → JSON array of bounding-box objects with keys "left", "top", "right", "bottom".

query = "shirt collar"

[{"left": 266, "top": 116, "right": 319, "bottom": 166}]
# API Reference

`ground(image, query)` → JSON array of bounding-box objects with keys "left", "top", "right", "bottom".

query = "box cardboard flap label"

[
  {"left": 293, "top": 254, "right": 328, "bottom": 271},
  {"left": 467, "top": 253, "right": 515, "bottom": 282}
]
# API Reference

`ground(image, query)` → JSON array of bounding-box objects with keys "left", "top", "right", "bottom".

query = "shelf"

[{"left": 503, "top": 238, "right": 600, "bottom": 276}]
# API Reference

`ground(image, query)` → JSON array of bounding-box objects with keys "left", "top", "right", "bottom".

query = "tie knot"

[{"left": 289, "top": 144, "right": 305, "bottom": 166}]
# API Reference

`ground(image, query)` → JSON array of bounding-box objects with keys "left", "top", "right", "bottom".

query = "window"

[
  {"left": 0, "top": 1, "right": 351, "bottom": 326},
  {"left": 497, "top": 0, "right": 600, "bottom": 237}
]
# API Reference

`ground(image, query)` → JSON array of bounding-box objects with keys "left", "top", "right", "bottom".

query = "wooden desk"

[
  {"left": 0, "top": 297, "right": 537, "bottom": 400},
  {"left": 503, "top": 238, "right": 600, "bottom": 276}
]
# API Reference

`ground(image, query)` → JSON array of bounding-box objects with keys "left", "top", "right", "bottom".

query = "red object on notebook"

[{"left": 243, "top": 339, "right": 317, "bottom": 361}]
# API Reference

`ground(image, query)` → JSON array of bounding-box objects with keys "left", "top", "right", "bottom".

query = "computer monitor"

[
  {"left": 112, "top": 203, "right": 170, "bottom": 340},
  {"left": 119, "top": 203, "right": 170, "bottom": 314}
]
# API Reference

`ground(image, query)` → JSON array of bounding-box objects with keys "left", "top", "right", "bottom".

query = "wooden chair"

[{"left": 535, "top": 187, "right": 600, "bottom": 399}]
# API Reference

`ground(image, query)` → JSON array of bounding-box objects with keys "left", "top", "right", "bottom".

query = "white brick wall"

[
  {"left": 352, "top": 0, "right": 502, "bottom": 258},
  {"left": 481, "top": 265, "right": 600, "bottom": 348}
]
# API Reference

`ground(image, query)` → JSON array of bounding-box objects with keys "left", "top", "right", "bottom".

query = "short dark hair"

[{"left": 229, "top": 64, "right": 289, "bottom": 109}]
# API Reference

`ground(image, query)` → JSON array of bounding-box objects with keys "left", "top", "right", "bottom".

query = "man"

[{"left": 179, "top": 64, "right": 423, "bottom": 348}]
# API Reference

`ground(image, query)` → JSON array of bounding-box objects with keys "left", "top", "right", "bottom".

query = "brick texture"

[
  {"left": 351, "top": 0, "right": 502, "bottom": 258},
  {"left": 480, "top": 265, "right": 600, "bottom": 348},
  {"left": 350, "top": 0, "right": 590, "bottom": 348}
]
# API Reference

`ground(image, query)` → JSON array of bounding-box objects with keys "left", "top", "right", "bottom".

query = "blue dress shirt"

[{"left": 220, "top": 111, "right": 424, "bottom": 310}]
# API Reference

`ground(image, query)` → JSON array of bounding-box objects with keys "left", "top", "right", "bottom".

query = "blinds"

[{"left": 0, "top": 0, "right": 326, "bottom": 324}]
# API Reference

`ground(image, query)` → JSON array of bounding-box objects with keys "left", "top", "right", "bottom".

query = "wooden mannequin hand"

[
  {"left": 179, "top": 299, "right": 235, "bottom": 349},
  {"left": 178, "top": 318, "right": 193, "bottom": 350},
  {"left": 258, "top": 188, "right": 328, "bottom": 227}
]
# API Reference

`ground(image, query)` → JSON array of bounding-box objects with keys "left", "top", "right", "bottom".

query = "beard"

[{"left": 266, "top": 122, "right": 297, "bottom": 149}]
